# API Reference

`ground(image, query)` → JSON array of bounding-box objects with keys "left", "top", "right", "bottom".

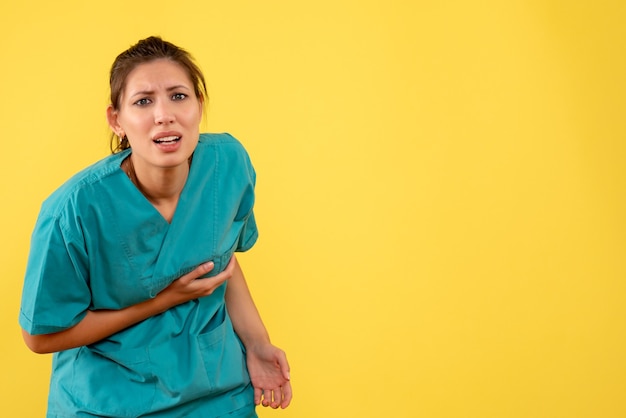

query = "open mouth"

[{"left": 153, "top": 135, "right": 181, "bottom": 144}]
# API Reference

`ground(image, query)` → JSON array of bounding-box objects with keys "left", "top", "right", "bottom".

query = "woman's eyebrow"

[
  {"left": 129, "top": 85, "right": 192, "bottom": 99},
  {"left": 166, "top": 84, "right": 192, "bottom": 92}
]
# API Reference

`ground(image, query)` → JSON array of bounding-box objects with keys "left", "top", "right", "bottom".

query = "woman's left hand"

[{"left": 246, "top": 343, "right": 292, "bottom": 409}]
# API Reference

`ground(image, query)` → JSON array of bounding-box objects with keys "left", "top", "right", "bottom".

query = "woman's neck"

[{"left": 124, "top": 155, "right": 191, "bottom": 222}]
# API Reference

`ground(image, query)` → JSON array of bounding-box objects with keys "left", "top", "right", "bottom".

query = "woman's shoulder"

[
  {"left": 196, "top": 133, "right": 253, "bottom": 163},
  {"left": 40, "top": 151, "right": 129, "bottom": 218},
  {"left": 193, "top": 133, "right": 256, "bottom": 185},
  {"left": 197, "top": 132, "right": 246, "bottom": 149}
]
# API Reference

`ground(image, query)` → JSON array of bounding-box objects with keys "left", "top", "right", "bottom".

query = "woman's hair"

[{"left": 109, "top": 36, "right": 208, "bottom": 153}]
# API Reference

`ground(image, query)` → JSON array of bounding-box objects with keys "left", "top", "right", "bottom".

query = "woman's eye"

[
  {"left": 134, "top": 98, "right": 151, "bottom": 106},
  {"left": 172, "top": 93, "right": 187, "bottom": 101}
]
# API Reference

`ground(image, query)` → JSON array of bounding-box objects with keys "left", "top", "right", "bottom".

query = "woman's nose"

[{"left": 154, "top": 100, "right": 175, "bottom": 124}]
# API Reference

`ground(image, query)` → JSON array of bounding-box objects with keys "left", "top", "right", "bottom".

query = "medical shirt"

[{"left": 20, "top": 133, "right": 259, "bottom": 417}]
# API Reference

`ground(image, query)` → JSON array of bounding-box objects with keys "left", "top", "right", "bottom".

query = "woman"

[{"left": 19, "top": 36, "right": 291, "bottom": 417}]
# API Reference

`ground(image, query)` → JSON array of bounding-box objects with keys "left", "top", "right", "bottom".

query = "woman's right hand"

[
  {"left": 22, "top": 257, "right": 237, "bottom": 354},
  {"left": 156, "top": 256, "right": 237, "bottom": 310}
]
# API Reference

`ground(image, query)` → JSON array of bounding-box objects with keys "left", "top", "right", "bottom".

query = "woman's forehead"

[{"left": 124, "top": 59, "right": 194, "bottom": 92}]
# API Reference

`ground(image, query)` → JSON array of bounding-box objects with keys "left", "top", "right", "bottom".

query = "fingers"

[
  {"left": 253, "top": 386, "right": 262, "bottom": 406},
  {"left": 273, "top": 350, "right": 292, "bottom": 408},
  {"left": 277, "top": 349, "right": 291, "bottom": 381},
  {"left": 258, "top": 383, "right": 292, "bottom": 409},
  {"left": 180, "top": 256, "right": 235, "bottom": 285},
  {"left": 179, "top": 261, "right": 215, "bottom": 284},
  {"left": 187, "top": 256, "right": 236, "bottom": 297},
  {"left": 204, "top": 255, "right": 236, "bottom": 288},
  {"left": 280, "top": 381, "right": 293, "bottom": 409},
  {"left": 223, "top": 255, "right": 237, "bottom": 275},
  {"left": 263, "top": 388, "right": 273, "bottom": 408}
]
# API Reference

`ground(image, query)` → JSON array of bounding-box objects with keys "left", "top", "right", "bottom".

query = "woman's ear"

[{"left": 106, "top": 105, "right": 122, "bottom": 134}]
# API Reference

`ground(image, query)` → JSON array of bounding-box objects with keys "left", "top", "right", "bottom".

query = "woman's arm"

[
  {"left": 225, "top": 257, "right": 292, "bottom": 409},
  {"left": 22, "top": 258, "right": 234, "bottom": 354}
]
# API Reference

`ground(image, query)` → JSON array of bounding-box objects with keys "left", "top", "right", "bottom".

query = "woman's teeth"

[{"left": 154, "top": 136, "right": 180, "bottom": 144}]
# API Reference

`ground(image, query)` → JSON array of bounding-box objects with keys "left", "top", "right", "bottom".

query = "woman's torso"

[{"left": 21, "top": 133, "right": 258, "bottom": 417}]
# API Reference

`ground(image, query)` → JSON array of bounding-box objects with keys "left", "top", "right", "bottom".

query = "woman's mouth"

[{"left": 153, "top": 135, "right": 181, "bottom": 144}]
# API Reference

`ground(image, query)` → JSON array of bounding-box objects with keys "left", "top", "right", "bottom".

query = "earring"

[{"left": 118, "top": 133, "right": 125, "bottom": 144}]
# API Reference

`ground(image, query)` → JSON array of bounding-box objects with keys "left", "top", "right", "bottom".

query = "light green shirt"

[{"left": 20, "top": 133, "right": 258, "bottom": 417}]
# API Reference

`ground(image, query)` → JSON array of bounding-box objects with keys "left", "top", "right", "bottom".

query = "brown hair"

[{"left": 109, "top": 36, "right": 208, "bottom": 153}]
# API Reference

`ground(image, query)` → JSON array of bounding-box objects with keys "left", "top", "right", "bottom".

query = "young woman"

[{"left": 20, "top": 36, "right": 291, "bottom": 417}]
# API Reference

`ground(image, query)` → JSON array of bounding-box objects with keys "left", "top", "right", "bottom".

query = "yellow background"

[{"left": 1, "top": 1, "right": 625, "bottom": 417}]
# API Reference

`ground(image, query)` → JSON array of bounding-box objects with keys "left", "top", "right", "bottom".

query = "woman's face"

[{"left": 107, "top": 59, "right": 203, "bottom": 171}]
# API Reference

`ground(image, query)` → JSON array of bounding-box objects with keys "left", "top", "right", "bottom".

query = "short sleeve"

[
  {"left": 19, "top": 210, "right": 91, "bottom": 335},
  {"left": 237, "top": 211, "right": 258, "bottom": 252},
  {"left": 234, "top": 137, "right": 259, "bottom": 252}
]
